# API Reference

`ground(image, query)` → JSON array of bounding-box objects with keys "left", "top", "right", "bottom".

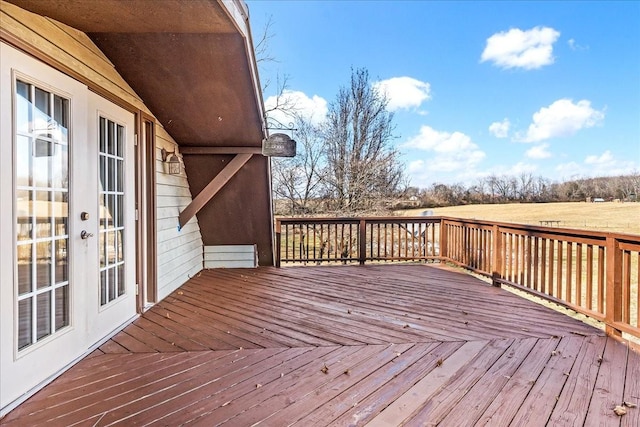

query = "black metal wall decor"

[
  {"left": 262, "top": 133, "right": 296, "bottom": 157},
  {"left": 263, "top": 116, "right": 297, "bottom": 157}
]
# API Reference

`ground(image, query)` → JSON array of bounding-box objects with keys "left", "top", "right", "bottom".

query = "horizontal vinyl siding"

[
  {"left": 157, "top": 240, "right": 202, "bottom": 300},
  {"left": 204, "top": 245, "right": 258, "bottom": 268},
  {"left": 155, "top": 129, "right": 203, "bottom": 299},
  {"left": 1, "top": 1, "right": 204, "bottom": 299}
]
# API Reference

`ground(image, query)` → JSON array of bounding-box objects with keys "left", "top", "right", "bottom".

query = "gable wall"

[{"left": 0, "top": 1, "right": 204, "bottom": 301}]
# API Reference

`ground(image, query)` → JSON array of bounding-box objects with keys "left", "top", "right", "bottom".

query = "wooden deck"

[{"left": 3, "top": 264, "right": 639, "bottom": 426}]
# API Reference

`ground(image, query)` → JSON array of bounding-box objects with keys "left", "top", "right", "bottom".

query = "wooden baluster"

[
  {"left": 605, "top": 237, "right": 622, "bottom": 336},
  {"left": 586, "top": 244, "right": 594, "bottom": 310}
]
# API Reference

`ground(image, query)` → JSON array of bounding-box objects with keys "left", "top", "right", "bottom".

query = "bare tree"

[
  {"left": 516, "top": 172, "right": 534, "bottom": 201},
  {"left": 486, "top": 174, "right": 514, "bottom": 201},
  {"left": 271, "top": 116, "right": 323, "bottom": 215},
  {"left": 254, "top": 15, "right": 276, "bottom": 65},
  {"left": 254, "top": 16, "right": 319, "bottom": 216},
  {"left": 320, "top": 68, "right": 404, "bottom": 213},
  {"left": 625, "top": 171, "right": 640, "bottom": 200},
  {"left": 254, "top": 15, "right": 297, "bottom": 116}
]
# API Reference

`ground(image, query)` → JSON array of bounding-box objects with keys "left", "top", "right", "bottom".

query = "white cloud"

[
  {"left": 568, "top": 38, "right": 589, "bottom": 51},
  {"left": 519, "top": 99, "right": 604, "bottom": 143},
  {"left": 478, "top": 162, "right": 539, "bottom": 181},
  {"left": 585, "top": 150, "right": 614, "bottom": 166},
  {"left": 504, "top": 162, "right": 538, "bottom": 175},
  {"left": 408, "top": 160, "right": 425, "bottom": 173},
  {"left": 489, "top": 118, "right": 511, "bottom": 138},
  {"left": 373, "top": 77, "right": 431, "bottom": 111},
  {"left": 404, "top": 126, "right": 485, "bottom": 172},
  {"left": 526, "top": 143, "right": 552, "bottom": 159},
  {"left": 481, "top": 26, "right": 560, "bottom": 70},
  {"left": 555, "top": 151, "right": 638, "bottom": 179},
  {"left": 555, "top": 161, "right": 582, "bottom": 178},
  {"left": 264, "top": 90, "right": 328, "bottom": 126}
]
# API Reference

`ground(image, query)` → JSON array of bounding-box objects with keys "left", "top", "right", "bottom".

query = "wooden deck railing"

[
  {"left": 275, "top": 216, "right": 640, "bottom": 339},
  {"left": 275, "top": 217, "right": 441, "bottom": 265}
]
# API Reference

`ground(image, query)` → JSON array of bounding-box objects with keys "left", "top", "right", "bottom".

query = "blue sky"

[{"left": 248, "top": 0, "right": 640, "bottom": 188}]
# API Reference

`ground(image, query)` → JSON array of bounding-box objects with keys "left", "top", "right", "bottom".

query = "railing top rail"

[
  {"left": 275, "top": 215, "right": 640, "bottom": 244},
  {"left": 276, "top": 216, "right": 442, "bottom": 223},
  {"left": 439, "top": 216, "right": 640, "bottom": 242}
]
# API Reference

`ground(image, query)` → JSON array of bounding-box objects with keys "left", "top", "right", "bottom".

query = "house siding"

[{"left": 0, "top": 2, "right": 204, "bottom": 325}]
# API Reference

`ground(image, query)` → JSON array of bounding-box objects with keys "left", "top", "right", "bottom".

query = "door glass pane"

[
  {"left": 108, "top": 194, "right": 115, "bottom": 227},
  {"left": 16, "top": 189, "right": 32, "bottom": 241},
  {"left": 99, "top": 117, "right": 106, "bottom": 153},
  {"left": 14, "top": 80, "right": 70, "bottom": 351},
  {"left": 100, "top": 270, "right": 108, "bottom": 306},
  {"left": 108, "top": 157, "right": 115, "bottom": 191},
  {"left": 17, "top": 244, "right": 32, "bottom": 295},
  {"left": 55, "top": 238, "right": 68, "bottom": 283},
  {"left": 35, "top": 191, "right": 52, "bottom": 238},
  {"left": 33, "top": 141, "right": 52, "bottom": 188},
  {"left": 53, "top": 95, "right": 68, "bottom": 143},
  {"left": 109, "top": 274, "right": 116, "bottom": 301},
  {"left": 99, "top": 156, "right": 106, "bottom": 194},
  {"left": 54, "top": 191, "right": 68, "bottom": 237},
  {"left": 16, "top": 135, "right": 31, "bottom": 187},
  {"left": 117, "top": 264, "right": 125, "bottom": 297},
  {"left": 33, "top": 88, "right": 50, "bottom": 134},
  {"left": 18, "top": 299, "right": 32, "bottom": 350},
  {"left": 116, "top": 195, "right": 123, "bottom": 228},
  {"left": 16, "top": 81, "right": 30, "bottom": 133},
  {"left": 107, "top": 121, "right": 115, "bottom": 155},
  {"left": 36, "top": 241, "right": 51, "bottom": 290},
  {"left": 52, "top": 144, "right": 68, "bottom": 189},
  {"left": 36, "top": 291, "right": 51, "bottom": 340},
  {"left": 116, "top": 160, "right": 123, "bottom": 193},
  {"left": 116, "top": 125, "right": 123, "bottom": 158},
  {"left": 55, "top": 286, "right": 69, "bottom": 331},
  {"left": 99, "top": 118, "right": 126, "bottom": 306}
]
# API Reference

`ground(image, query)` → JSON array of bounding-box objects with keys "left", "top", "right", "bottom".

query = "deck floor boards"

[
  {"left": 2, "top": 264, "right": 637, "bottom": 426},
  {"left": 623, "top": 347, "right": 640, "bottom": 427}
]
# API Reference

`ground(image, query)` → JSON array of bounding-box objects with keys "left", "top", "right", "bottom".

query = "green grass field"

[{"left": 399, "top": 201, "right": 640, "bottom": 235}]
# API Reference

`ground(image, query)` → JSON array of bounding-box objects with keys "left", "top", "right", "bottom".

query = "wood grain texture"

[{"left": 2, "top": 264, "right": 636, "bottom": 426}]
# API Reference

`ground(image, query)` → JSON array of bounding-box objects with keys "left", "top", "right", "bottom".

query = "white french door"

[
  {"left": 1, "top": 43, "right": 137, "bottom": 411},
  {"left": 86, "top": 92, "right": 136, "bottom": 342}
]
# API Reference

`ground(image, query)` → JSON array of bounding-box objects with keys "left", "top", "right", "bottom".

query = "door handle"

[{"left": 80, "top": 230, "right": 94, "bottom": 240}]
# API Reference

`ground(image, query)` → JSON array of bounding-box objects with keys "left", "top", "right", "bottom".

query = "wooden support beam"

[
  {"left": 179, "top": 146, "right": 262, "bottom": 155},
  {"left": 178, "top": 153, "right": 253, "bottom": 229}
]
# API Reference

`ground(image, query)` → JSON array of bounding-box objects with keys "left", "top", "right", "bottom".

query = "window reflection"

[
  {"left": 99, "top": 117, "right": 126, "bottom": 305},
  {"left": 15, "top": 80, "right": 70, "bottom": 350}
]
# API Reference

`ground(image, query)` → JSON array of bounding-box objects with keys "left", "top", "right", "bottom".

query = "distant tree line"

[
  {"left": 275, "top": 155, "right": 639, "bottom": 214},
  {"left": 398, "top": 173, "right": 640, "bottom": 210}
]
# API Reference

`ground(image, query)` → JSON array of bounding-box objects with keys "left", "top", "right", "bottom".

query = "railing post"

[
  {"left": 605, "top": 236, "right": 622, "bottom": 336},
  {"left": 439, "top": 219, "right": 448, "bottom": 261},
  {"left": 359, "top": 219, "right": 366, "bottom": 265},
  {"left": 275, "top": 219, "right": 281, "bottom": 268},
  {"left": 492, "top": 224, "right": 502, "bottom": 287}
]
